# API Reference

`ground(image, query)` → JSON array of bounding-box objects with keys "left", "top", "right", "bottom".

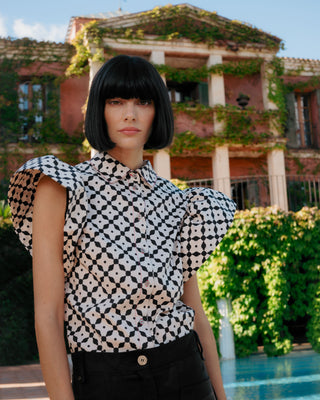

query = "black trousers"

[{"left": 72, "top": 330, "right": 217, "bottom": 400}]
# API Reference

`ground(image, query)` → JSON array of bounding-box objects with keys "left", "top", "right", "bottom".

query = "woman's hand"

[{"left": 181, "top": 274, "right": 227, "bottom": 400}]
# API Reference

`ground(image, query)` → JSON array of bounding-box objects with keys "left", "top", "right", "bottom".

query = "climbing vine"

[
  {"left": 1, "top": 4, "right": 318, "bottom": 171},
  {"left": 0, "top": 38, "right": 83, "bottom": 184},
  {"left": 169, "top": 104, "right": 283, "bottom": 156},
  {"left": 155, "top": 58, "right": 263, "bottom": 82},
  {"left": 115, "top": 5, "right": 281, "bottom": 49},
  {"left": 286, "top": 75, "right": 320, "bottom": 92}
]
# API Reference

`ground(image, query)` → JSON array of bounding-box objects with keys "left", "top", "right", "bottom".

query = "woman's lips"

[{"left": 118, "top": 127, "right": 141, "bottom": 135}]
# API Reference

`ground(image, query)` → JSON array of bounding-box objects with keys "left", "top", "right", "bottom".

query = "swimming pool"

[{"left": 221, "top": 349, "right": 320, "bottom": 399}]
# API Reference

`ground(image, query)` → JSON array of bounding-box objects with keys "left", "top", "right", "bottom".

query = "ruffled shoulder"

[
  {"left": 8, "top": 155, "right": 87, "bottom": 274},
  {"left": 180, "top": 187, "right": 236, "bottom": 282}
]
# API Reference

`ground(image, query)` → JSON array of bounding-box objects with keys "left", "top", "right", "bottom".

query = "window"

[
  {"left": 167, "top": 81, "right": 208, "bottom": 106},
  {"left": 294, "top": 93, "right": 312, "bottom": 148},
  {"left": 18, "top": 80, "right": 59, "bottom": 142}
]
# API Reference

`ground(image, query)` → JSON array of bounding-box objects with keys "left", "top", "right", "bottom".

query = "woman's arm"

[
  {"left": 181, "top": 274, "right": 227, "bottom": 400},
  {"left": 32, "top": 176, "right": 74, "bottom": 400}
]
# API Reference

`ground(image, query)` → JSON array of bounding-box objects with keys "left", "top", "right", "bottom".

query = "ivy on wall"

[
  {"left": 78, "top": 5, "right": 282, "bottom": 50},
  {"left": 66, "top": 18, "right": 266, "bottom": 79},
  {"left": 286, "top": 75, "right": 320, "bottom": 92},
  {"left": 0, "top": 38, "right": 84, "bottom": 185},
  {"left": 155, "top": 58, "right": 264, "bottom": 82},
  {"left": 65, "top": 15, "right": 288, "bottom": 152},
  {"left": 137, "top": 5, "right": 282, "bottom": 49},
  {"left": 169, "top": 104, "right": 283, "bottom": 156},
  {"left": 1, "top": 4, "right": 319, "bottom": 178}
]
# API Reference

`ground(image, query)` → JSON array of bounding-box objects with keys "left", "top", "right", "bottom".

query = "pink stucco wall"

[{"left": 60, "top": 74, "right": 89, "bottom": 135}]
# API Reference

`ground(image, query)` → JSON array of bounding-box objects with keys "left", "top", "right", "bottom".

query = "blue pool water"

[{"left": 220, "top": 350, "right": 320, "bottom": 399}]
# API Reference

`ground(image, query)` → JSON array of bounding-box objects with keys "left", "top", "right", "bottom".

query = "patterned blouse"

[{"left": 8, "top": 152, "right": 236, "bottom": 353}]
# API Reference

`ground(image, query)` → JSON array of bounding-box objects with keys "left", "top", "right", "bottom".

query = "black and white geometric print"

[{"left": 8, "top": 152, "right": 236, "bottom": 353}]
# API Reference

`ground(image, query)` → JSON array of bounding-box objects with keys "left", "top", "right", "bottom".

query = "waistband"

[{"left": 71, "top": 330, "right": 204, "bottom": 377}]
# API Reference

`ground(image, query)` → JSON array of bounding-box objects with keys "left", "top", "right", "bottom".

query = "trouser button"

[{"left": 137, "top": 355, "right": 148, "bottom": 366}]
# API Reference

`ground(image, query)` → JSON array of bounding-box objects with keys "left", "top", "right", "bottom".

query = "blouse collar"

[{"left": 90, "top": 152, "right": 157, "bottom": 188}]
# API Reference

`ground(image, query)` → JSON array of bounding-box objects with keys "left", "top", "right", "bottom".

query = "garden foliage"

[
  {"left": 0, "top": 220, "right": 35, "bottom": 365},
  {"left": 198, "top": 206, "right": 320, "bottom": 357}
]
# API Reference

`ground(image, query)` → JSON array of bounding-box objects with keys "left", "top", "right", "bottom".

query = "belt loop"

[{"left": 193, "top": 330, "right": 205, "bottom": 361}]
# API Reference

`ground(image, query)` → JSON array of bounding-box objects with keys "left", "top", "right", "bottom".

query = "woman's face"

[{"left": 104, "top": 98, "right": 155, "bottom": 153}]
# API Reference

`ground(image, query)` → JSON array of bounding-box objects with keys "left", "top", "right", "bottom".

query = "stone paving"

[{"left": 0, "top": 364, "right": 48, "bottom": 400}]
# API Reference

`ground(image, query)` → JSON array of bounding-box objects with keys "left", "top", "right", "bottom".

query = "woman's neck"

[{"left": 107, "top": 148, "right": 144, "bottom": 170}]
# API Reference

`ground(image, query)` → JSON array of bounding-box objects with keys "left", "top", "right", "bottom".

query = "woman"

[{"left": 8, "top": 55, "right": 236, "bottom": 400}]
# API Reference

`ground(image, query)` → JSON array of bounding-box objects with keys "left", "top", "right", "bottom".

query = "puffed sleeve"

[
  {"left": 8, "top": 155, "right": 87, "bottom": 275},
  {"left": 180, "top": 188, "right": 236, "bottom": 282}
]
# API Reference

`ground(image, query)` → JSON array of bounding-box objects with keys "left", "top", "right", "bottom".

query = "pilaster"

[
  {"left": 267, "top": 149, "right": 288, "bottom": 211},
  {"left": 212, "top": 146, "right": 231, "bottom": 197}
]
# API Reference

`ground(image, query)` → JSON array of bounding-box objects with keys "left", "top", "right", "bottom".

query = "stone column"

[
  {"left": 207, "top": 54, "right": 225, "bottom": 132},
  {"left": 89, "top": 59, "right": 104, "bottom": 88},
  {"left": 261, "top": 60, "right": 288, "bottom": 210},
  {"left": 150, "top": 51, "right": 169, "bottom": 178},
  {"left": 212, "top": 146, "right": 231, "bottom": 197},
  {"left": 150, "top": 51, "right": 166, "bottom": 83},
  {"left": 87, "top": 44, "right": 104, "bottom": 158},
  {"left": 267, "top": 149, "right": 288, "bottom": 211},
  {"left": 153, "top": 149, "right": 171, "bottom": 180},
  {"left": 89, "top": 58, "right": 102, "bottom": 157},
  {"left": 208, "top": 55, "right": 231, "bottom": 196}
]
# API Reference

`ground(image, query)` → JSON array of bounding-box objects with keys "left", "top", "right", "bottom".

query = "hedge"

[
  {"left": 0, "top": 222, "right": 35, "bottom": 365},
  {"left": 198, "top": 206, "right": 320, "bottom": 357},
  {"left": 1, "top": 206, "right": 320, "bottom": 364}
]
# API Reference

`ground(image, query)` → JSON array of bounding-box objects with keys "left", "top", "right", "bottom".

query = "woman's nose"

[{"left": 123, "top": 102, "right": 136, "bottom": 121}]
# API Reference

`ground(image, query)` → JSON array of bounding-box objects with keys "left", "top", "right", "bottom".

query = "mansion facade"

[{"left": 1, "top": 4, "right": 320, "bottom": 211}]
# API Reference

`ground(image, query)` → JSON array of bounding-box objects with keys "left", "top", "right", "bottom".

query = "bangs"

[{"left": 101, "top": 58, "right": 159, "bottom": 102}]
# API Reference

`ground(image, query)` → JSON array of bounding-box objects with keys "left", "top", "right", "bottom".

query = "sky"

[{"left": 0, "top": 0, "right": 319, "bottom": 60}]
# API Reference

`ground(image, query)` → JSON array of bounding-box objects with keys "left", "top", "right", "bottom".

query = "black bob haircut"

[{"left": 85, "top": 55, "right": 174, "bottom": 152}]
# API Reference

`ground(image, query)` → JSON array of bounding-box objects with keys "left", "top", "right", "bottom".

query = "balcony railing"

[
  {"left": 186, "top": 175, "right": 320, "bottom": 211},
  {"left": 287, "top": 175, "right": 320, "bottom": 211},
  {"left": 186, "top": 176, "right": 270, "bottom": 210}
]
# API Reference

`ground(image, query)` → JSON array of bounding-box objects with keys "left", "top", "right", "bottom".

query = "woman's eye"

[
  {"left": 107, "top": 99, "right": 121, "bottom": 105},
  {"left": 139, "top": 99, "right": 152, "bottom": 106}
]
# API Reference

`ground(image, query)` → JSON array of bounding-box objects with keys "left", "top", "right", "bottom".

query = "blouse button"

[{"left": 130, "top": 172, "right": 139, "bottom": 181}]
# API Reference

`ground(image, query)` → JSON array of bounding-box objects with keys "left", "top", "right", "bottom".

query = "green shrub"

[
  {"left": 0, "top": 219, "right": 35, "bottom": 365},
  {"left": 0, "top": 222, "right": 32, "bottom": 290},
  {"left": 0, "top": 270, "right": 37, "bottom": 365},
  {"left": 199, "top": 206, "right": 320, "bottom": 357}
]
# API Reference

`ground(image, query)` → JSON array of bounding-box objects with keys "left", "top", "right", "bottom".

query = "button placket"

[{"left": 134, "top": 197, "right": 147, "bottom": 254}]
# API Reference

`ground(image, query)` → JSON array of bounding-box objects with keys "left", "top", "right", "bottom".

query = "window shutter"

[
  {"left": 285, "top": 92, "right": 299, "bottom": 148},
  {"left": 198, "top": 82, "right": 209, "bottom": 106}
]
